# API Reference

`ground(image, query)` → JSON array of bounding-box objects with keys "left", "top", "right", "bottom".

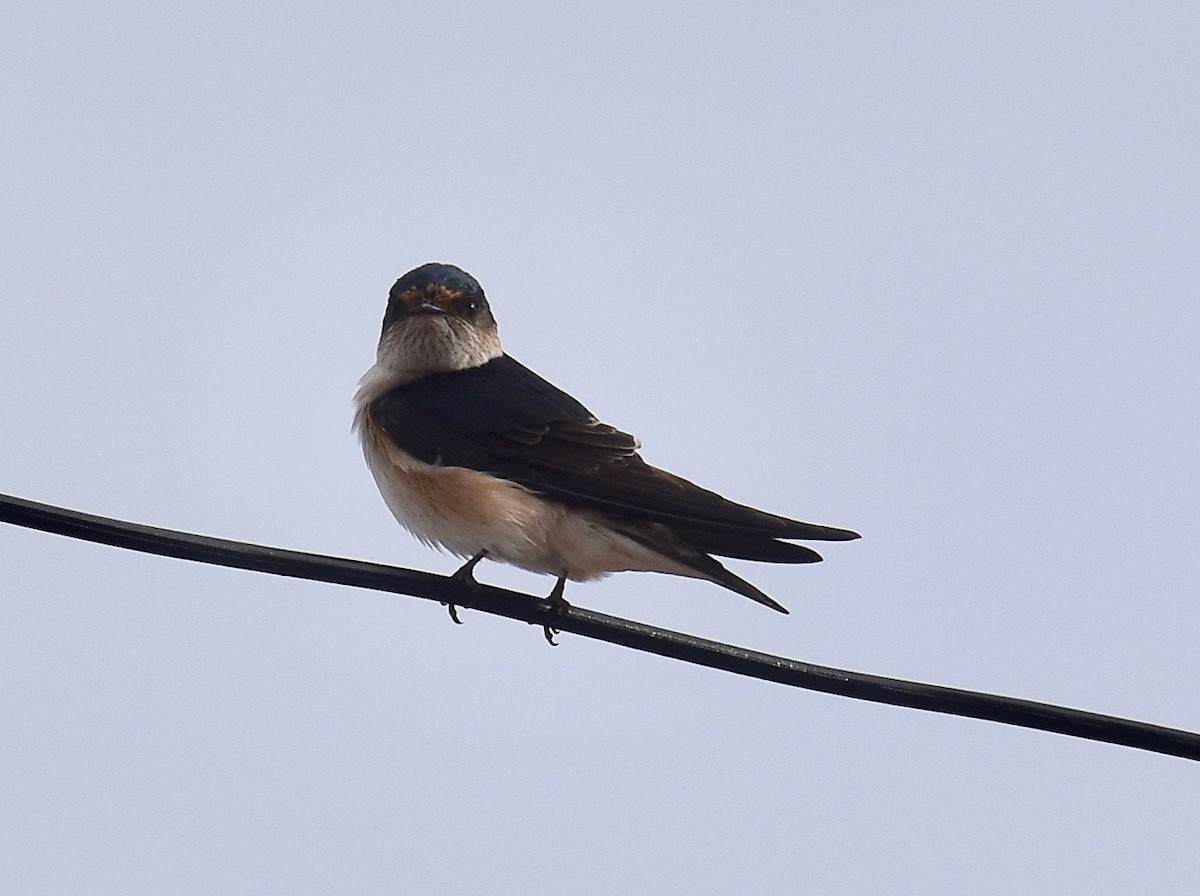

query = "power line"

[{"left": 3, "top": 491, "right": 1197, "bottom": 762}]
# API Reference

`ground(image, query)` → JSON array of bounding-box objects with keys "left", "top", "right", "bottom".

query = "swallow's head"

[{"left": 376, "top": 263, "right": 502, "bottom": 377}]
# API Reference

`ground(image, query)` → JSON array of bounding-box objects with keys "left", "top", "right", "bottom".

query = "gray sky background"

[{"left": 3, "top": 3, "right": 1198, "bottom": 893}]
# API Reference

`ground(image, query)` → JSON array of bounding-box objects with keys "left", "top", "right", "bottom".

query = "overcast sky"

[{"left": 3, "top": 3, "right": 1198, "bottom": 893}]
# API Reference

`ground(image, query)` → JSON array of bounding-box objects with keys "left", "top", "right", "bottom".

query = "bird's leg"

[
  {"left": 444, "top": 550, "right": 488, "bottom": 624},
  {"left": 451, "top": 549, "right": 488, "bottom": 583},
  {"left": 541, "top": 573, "right": 570, "bottom": 646}
]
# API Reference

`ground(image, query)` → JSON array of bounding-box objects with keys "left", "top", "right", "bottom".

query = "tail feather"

[
  {"left": 667, "top": 525, "right": 825, "bottom": 564},
  {"left": 616, "top": 522, "right": 790, "bottom": 613},
  {"left": 690, "top": 554, "right": 790, "bottom": 613}
]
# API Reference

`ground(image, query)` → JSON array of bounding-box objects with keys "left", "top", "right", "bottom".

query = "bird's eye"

[{"left": 463, "top": 300, "right": 479, "bottom": 315}]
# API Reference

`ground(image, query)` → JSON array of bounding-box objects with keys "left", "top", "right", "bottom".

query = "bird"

[{"left": 354, "top": 262, "right": 858, "bottom": 627}]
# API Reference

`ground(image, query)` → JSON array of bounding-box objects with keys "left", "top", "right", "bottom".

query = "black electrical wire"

[{"left": 2, "top": 492, "right": 1197, "bottom": 762}]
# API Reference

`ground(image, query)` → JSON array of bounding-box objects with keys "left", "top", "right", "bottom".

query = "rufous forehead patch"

[{"left": 398, "top": 283, "right": 462, "bottom": 307}]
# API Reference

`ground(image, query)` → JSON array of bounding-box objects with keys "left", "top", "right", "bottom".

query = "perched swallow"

[{"left": 355, "top": 262, "right": 858, "bottom": 621}]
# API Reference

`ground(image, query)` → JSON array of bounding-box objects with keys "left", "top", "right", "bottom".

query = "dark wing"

[{"left": 370, "top": 355, "right": 860, "bottom": 560}]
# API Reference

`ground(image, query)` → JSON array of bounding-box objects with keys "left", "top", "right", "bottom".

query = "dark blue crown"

[{"left": 391, "top": 263, "right": 484, "bottom": 300}]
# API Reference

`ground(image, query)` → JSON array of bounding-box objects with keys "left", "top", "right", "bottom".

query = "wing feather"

[{"left": 369, "top": 355, "right": 860, "bottom": 555}]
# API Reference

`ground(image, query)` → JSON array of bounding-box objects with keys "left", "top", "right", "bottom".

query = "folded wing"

[{"left": 369, "top": 355, "right": 860, "bottom": 565}]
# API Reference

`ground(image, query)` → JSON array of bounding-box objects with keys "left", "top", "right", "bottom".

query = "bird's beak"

[{"left": 410, "top": 300, "right": 448, "bottom": 316}]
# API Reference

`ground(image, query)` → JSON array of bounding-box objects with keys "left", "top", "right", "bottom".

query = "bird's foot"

[
  {"left": 443, "top": 550, "right": 488, "bottom": 625},
  {"left": 540, "top": 575, "right": 570, "bottom": 646}
]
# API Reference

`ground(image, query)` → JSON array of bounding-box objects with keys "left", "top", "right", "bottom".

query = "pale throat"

[{"left": 354, "top": 317, "right": 504, "bottom": 411}]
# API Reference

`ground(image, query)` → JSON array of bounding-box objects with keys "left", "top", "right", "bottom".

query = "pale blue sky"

[{"left": 3, "top": 3, "right": 1198, "bottom": 893}]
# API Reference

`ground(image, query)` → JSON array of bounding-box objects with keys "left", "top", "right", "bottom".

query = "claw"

[
  {"left": 541, "top": 574, "right": 570, "bottom": 646},
  {"left": 443, "top": 550, "right": 488, "bottom": 625}
]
